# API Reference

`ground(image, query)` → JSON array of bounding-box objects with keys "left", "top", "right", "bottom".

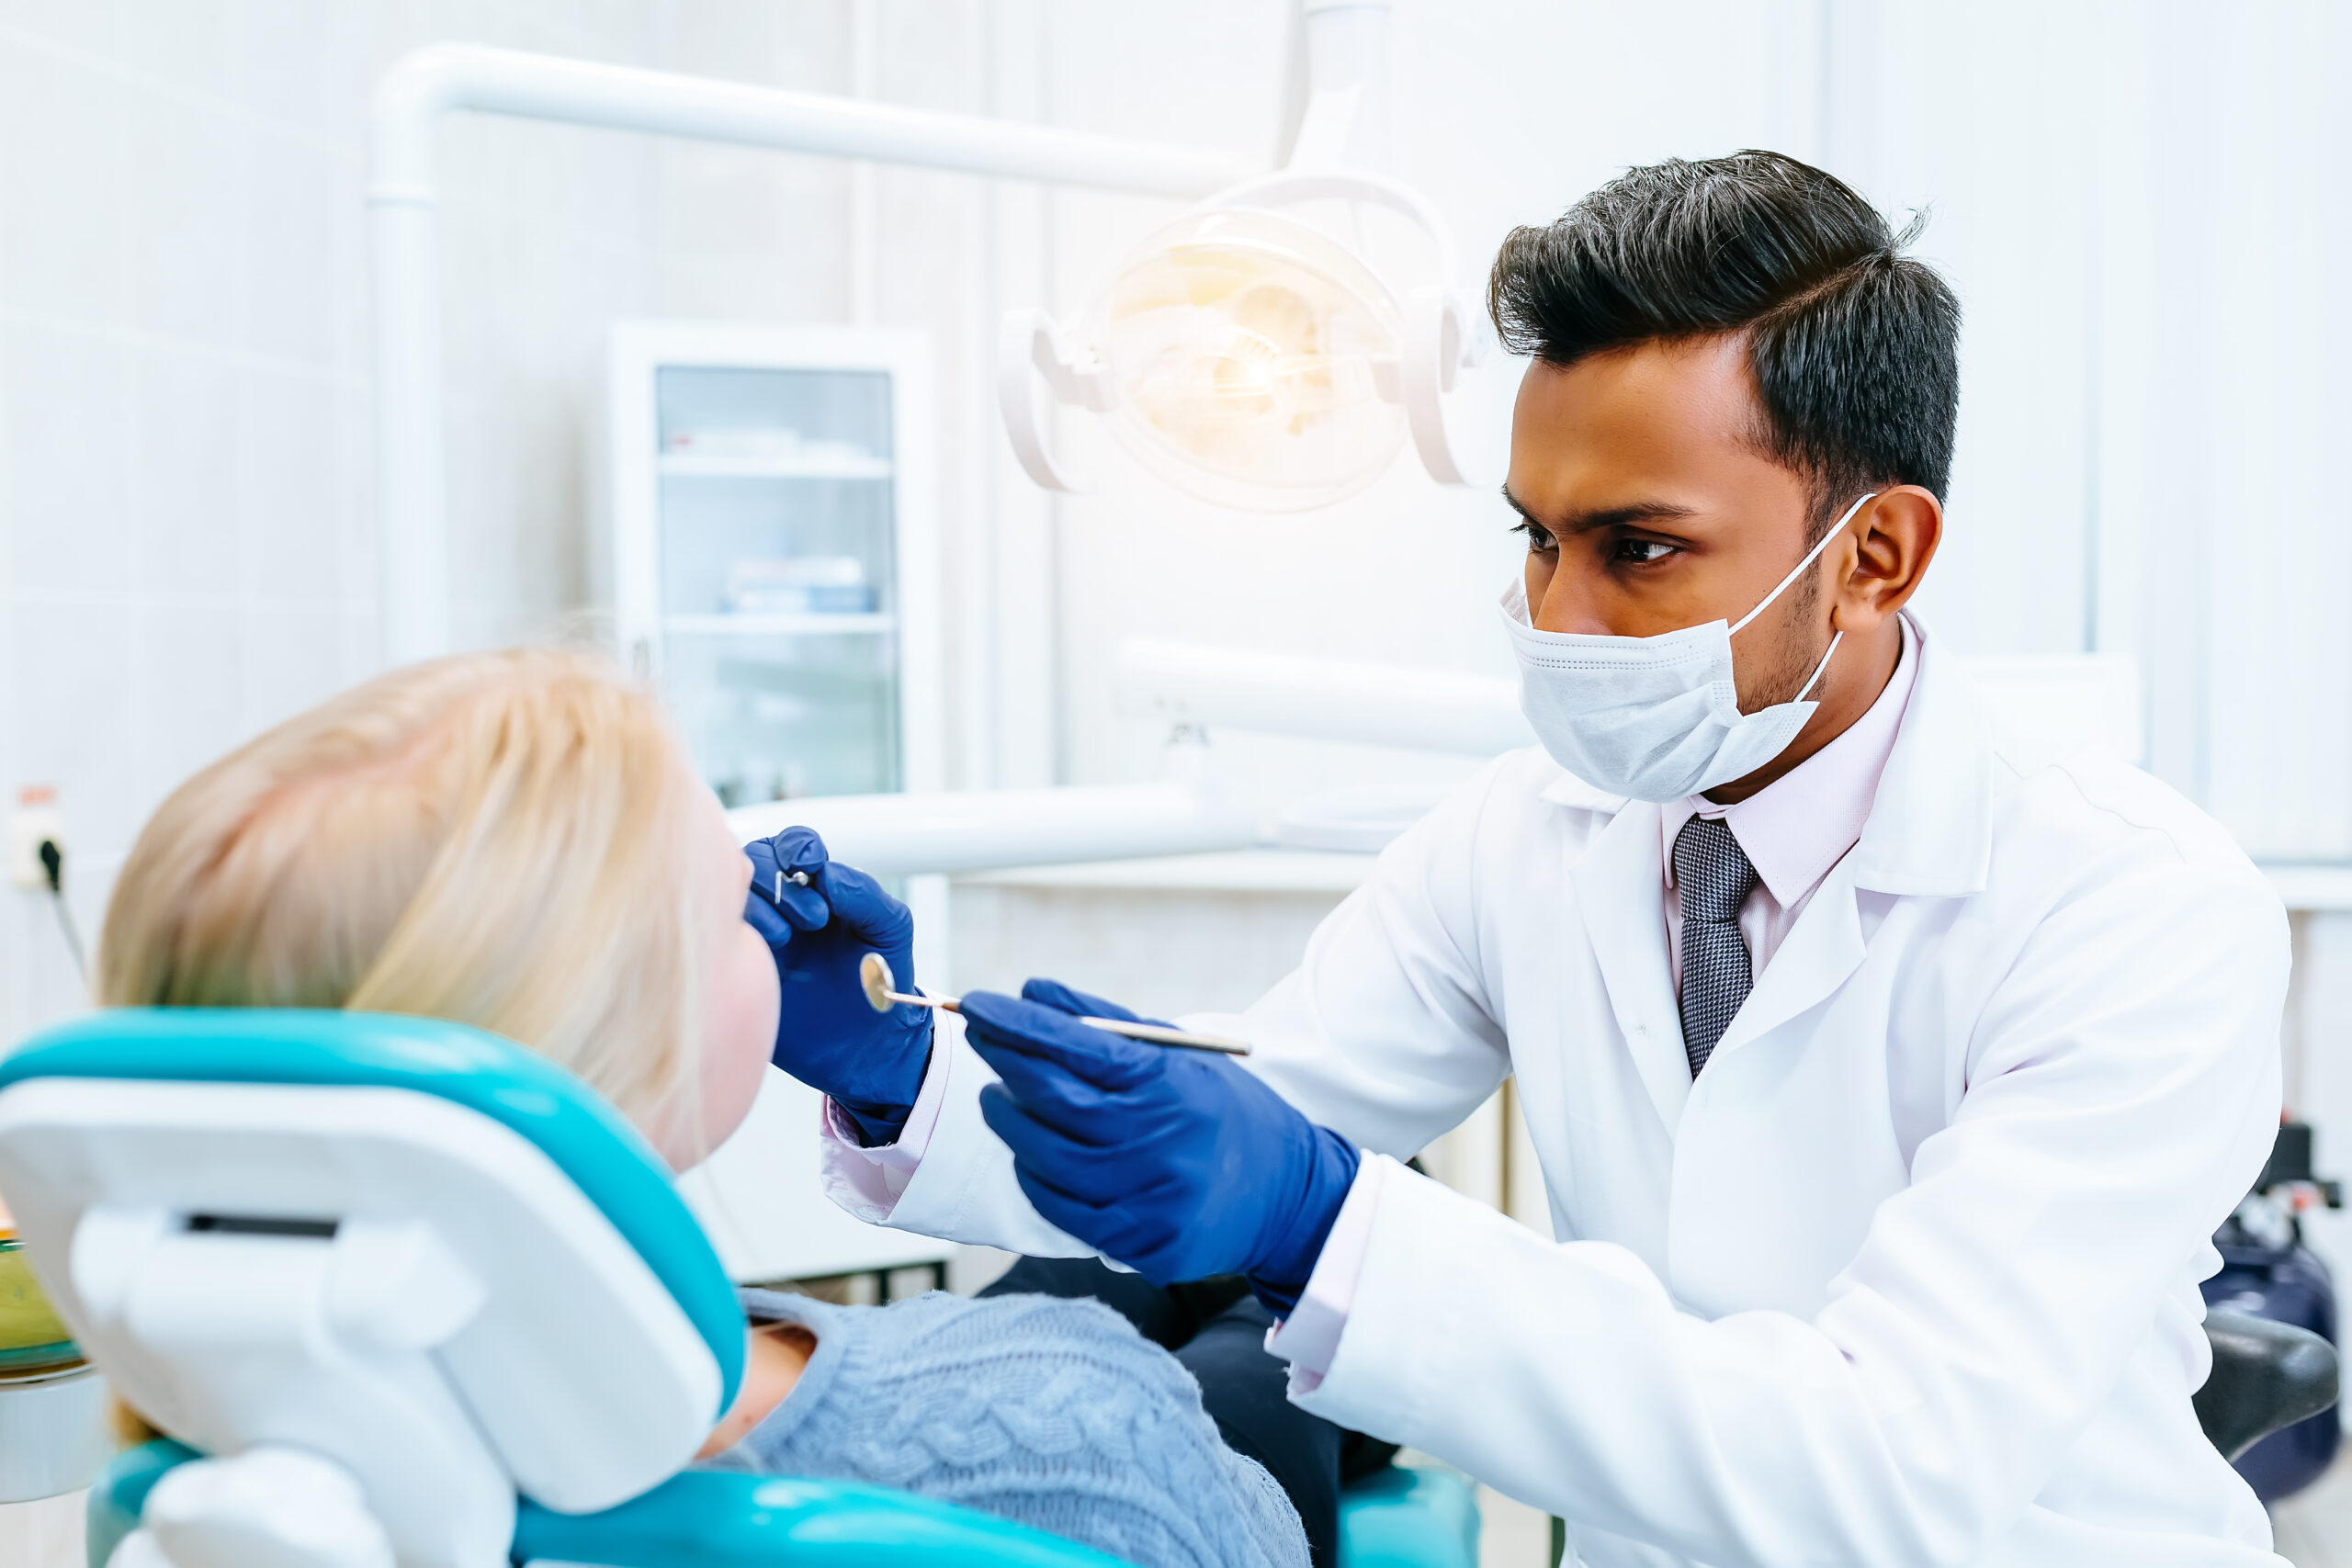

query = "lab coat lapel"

[
  {"left": 1843, "top": 614, "right": 1996, "bottom": 899},
  {"left": 1707, "top": 858, "right": 1865, "bottom": 1062},
  {"left": 1708, "top": 614, "right": 1992, "bottom": 1062},
  {"left": 1565, "top": 797, "right": 1690, "bottom": 1134}
]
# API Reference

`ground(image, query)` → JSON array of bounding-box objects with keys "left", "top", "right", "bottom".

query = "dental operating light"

[{"left": 998, "top": 0, "right": 1493, "bottom": 512}]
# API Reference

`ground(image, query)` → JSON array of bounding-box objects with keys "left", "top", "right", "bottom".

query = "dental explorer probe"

[{"left": 857, "top": 953, "right": 1252, "bottom": 1056}]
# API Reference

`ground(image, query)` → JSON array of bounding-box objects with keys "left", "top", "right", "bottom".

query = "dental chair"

[
  {"left": 0, "top": 1010, "right": 1478, "bottom": 1568},
  {"left": 2197, "top": 1309, "right": 2340, "bottom": 1463}
]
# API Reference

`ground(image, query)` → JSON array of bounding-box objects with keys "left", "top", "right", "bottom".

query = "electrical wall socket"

[{"left": 8, "top": 799, "right": 62, "bottom": 891}]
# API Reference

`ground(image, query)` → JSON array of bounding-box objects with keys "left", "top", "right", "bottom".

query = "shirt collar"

[{"left": 1662, "top": 614, "right": 1922, "bottom": 906}]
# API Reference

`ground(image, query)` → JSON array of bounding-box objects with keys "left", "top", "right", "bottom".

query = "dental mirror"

[{"left": 857, "top": 953, "right": 1250, "bottom": 1056}]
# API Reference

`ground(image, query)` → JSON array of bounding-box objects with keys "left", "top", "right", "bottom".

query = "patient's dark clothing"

[{"left": 981, "top": 1256, "right": 1396, "bottom": 1568}]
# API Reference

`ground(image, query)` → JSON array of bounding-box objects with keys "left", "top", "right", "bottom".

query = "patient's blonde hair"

[{"left": 97, "top": 649, "right": 708, "bottom": 1128}]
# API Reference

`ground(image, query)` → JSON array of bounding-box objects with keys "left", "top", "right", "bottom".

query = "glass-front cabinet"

[
  {"left": 608, "top": 322, "right": 940, "bottom": 810},
  {"left": 608, "top": 322, "right": 950, "bottom": 1287}
]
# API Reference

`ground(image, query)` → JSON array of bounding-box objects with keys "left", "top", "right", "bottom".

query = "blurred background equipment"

[
  {"left": 2206, "top": 1122, "right": 2346, "bottom": 1501},
  {"left": 0, "top": 1207, "right": 112, "bottom": 1509}
]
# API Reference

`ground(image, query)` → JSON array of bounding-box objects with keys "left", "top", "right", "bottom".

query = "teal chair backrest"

[
  {"left": 23, "top": 1010, "right": 1130, "bottom": 1568},
  {"left": 88, "top": 1438, "right": 1134, "bottom": 1568},
  {"left": 0, "top": 1007, "right": 746, "bottom": 1411}
]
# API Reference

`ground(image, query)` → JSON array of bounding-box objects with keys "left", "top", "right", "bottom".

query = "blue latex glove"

[
  {"left": 743, "top": 828, "right": 933, "bottom": 1146},
  {"left": 961, "top": 979, "right": 1359, "bottom": 1312}
]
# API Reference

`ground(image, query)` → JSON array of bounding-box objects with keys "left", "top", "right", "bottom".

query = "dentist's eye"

[
  {"left": 1511, "top": 519, "right": 1558, "bottom": 553},
  {"left": 1613, "top": 537, "right": 1678, "bottom": 565}
]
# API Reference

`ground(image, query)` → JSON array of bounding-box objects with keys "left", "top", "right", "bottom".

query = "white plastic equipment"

[
  {"left": 999, "top": 0, "right": 1493, "bottom": 509},
  {"left": 0, "top": 1079, "right": 718, "bottom": 1568},
  {"left": 0, "top": 1362, "right": 112, "bottom": 1504}
]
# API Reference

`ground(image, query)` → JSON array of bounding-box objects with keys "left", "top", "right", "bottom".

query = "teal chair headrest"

[{"left": 0, "top": 1007, "right": 745, "bottom": 1413}]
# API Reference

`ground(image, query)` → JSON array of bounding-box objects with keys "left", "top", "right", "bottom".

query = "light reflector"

[{"left": 1087, "top": 208, "right": 1405, "bottom": 513}]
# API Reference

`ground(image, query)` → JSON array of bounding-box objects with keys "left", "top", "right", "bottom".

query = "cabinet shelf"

[
  {"left": 615, "top": 325, "right": 939, "bottom": 1291},
  {"left": 663, "top": 612, "right": 898, "bottom": 637},
  {"left": 658, "top": 452, "right": 893, "bottom": 480}
]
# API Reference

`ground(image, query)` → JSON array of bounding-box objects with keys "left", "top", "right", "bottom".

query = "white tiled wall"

[{"left": 0, "top": 0, "right": 996, "bottom": 1038}]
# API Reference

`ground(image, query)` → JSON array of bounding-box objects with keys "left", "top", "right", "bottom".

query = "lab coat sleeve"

[
  {"left": 827, "top": 756, "right": 1526, "bottom": 1252},
  {"left": 1291, "top": 846, "right": 2288, "bottom": 1568},
  {"left": 1187, "top": 756, "right": 1522, "bottom": 1156},
  {"left": 817, "top": 1007, "right": 1102, "bottom": 1258}
]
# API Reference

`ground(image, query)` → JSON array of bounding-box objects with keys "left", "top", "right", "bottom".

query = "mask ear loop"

[
  {"left": 1792, "top": 629, "right": 1843, "bottom": 704},
  {"left": 1727, "top": 491, "right": 1879, "bottom": 637}
]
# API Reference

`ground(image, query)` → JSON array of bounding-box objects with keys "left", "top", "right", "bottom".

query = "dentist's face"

[{"left": 1502, "top": 334, "right": 1831, "bottom": 716}]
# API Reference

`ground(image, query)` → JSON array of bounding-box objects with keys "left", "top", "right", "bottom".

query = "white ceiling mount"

[{"left": 1287, "top": 0, "right": 1396, "bottom": 174}]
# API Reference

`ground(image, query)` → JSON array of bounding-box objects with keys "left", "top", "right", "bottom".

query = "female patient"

[{"left": 96, "top": 649, "right": 1307, "bottom": 1568}]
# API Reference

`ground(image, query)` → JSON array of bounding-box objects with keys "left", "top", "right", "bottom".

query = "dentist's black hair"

[{"left": 1487, "top": 150, "right": 1961, "bottom": 532}]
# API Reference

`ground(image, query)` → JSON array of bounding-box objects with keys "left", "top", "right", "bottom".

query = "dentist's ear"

[{"left": 1833, "top": 485, "right": 1942, "bottom": 631}]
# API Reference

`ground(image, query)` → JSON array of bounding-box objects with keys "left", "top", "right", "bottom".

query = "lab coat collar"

[
  {"left": 1536, "top": 769, "right": 1628, "bottom": 813},
  {"left": 1548, "top": 611, "right": 1993, "bottom": 1110},
  {"left": 1842, "top": 612, "right": 1996, "bottom": 898},
  {"left": 1532, "top": 611, "right": 1992, "bottom": 893}
]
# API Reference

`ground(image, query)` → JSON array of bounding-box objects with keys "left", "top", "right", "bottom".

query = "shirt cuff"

[
  {"left": 816, "top": 1014, "right": 956, "bottom": 1221},
  {"left": 1264, "top": 1153, "right": 1390, "bottom": 1393}
]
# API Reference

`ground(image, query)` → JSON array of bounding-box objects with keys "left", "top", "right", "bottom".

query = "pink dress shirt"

[
  {"left": 1660, "top": 615, "right": 1920, "bottom": 990},
  {"left": 827, "top": 615, "right": 1923, "bottom": 1392}
]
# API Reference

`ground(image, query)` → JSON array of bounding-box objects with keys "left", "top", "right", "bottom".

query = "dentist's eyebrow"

[{"left": 1500, "top": 485, "right": 1699, "bottom": 535}]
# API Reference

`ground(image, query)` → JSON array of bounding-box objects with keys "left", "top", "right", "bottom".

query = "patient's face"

[{"left": 673, "top": 776, "right": 781, "bottom": 1166}]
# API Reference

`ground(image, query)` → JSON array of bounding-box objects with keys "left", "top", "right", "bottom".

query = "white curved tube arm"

[
  {"left": 369, "top": 43, "right": 1254, "bottom": 203},
  {"left": 1117, "top": 638, "right": 1532, "bottom": 756},
  {"left": 1402, "top": 287, "right": 1493, "bottom": 488},
  {"left": 1207, "top": 166, "right": 1460, "bottom": 284},
  {"left": 997, "top": 310, "right": 1112, "bottom": 494},
  {"left": 727, "top": 784, "right": 1260, "bottom": 878}
]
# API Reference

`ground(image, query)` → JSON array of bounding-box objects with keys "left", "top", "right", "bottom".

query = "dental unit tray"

[{"left": 0, "top": 1010, "right": 1478, "bottom": 1568}]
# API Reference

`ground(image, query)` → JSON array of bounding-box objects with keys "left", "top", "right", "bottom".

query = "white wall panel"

[
  {"left": 2144, "top": 0, "right": 2352, "bottom": 858},
  {"left": 0, "top": 0, "right": 986, "bottom": 1039},
  {"left": 1819, "top": 0, "right": 2102, "bottom": 661}
]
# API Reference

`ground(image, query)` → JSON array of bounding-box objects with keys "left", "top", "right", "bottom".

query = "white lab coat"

[{"left": 847, "top": 620, "right": 2290, "bottom": 1568}]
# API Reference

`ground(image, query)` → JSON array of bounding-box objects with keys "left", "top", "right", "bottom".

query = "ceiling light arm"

[
  {"left": 1206, "top": 167, "right": 1458, "bottom": 285},
  {"left": 1283, "top": 0, "right": 1396, "bottom": 174},
  {"left": 998, "top": 310, "right": 1115, "bottom": 493},
  {"left": 1402, "top": 286, "right": 1487, "bottom": 485}
]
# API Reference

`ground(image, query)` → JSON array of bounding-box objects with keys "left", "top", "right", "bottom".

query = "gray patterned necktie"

[{"left": 1674, "top": 816, "right": 1758, "bottom": 1077}]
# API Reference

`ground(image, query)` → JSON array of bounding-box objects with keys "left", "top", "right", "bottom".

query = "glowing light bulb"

[{"left": 1087, "top": 209, "right": 1406, "bottom": 513}]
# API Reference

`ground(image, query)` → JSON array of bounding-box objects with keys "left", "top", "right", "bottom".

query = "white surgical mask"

[{"left": 1500, "top": 492, "right": 1876, "bottom": 803}]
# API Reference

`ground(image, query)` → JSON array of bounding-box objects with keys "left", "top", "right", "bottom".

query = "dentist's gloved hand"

[
  {"left": 961, "top": 979, "right": 1359, "bottom": 1312},
  {"left": 743, "top": 827, "right": 932, "bottom": 1146}
]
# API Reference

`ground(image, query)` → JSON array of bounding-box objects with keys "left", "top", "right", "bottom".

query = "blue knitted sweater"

[{"left": 710, "top": 1288, "right": 1308, "bottom": 1568}]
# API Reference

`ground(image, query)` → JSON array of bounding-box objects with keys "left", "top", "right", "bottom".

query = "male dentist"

[{"left": 748, "top": 152, "right": 2290, "bottom": 1567}]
